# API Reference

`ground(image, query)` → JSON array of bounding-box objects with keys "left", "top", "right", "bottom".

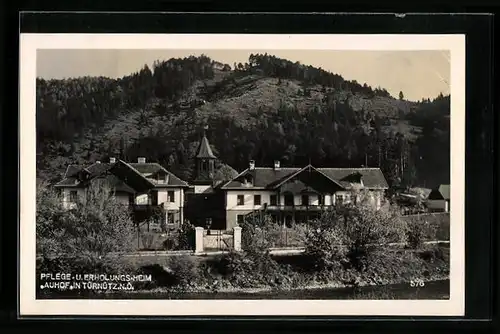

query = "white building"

[
  {"left": 54, "top": 157, "right": 190, "bottom": 227},
  {"left": 220, "top": 160, "right": 389, "bottom": 229}
]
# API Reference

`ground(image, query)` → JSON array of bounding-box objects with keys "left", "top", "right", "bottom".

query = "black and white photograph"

[{"left": 20, "top": 34, "right": 465, "bottom": 316}]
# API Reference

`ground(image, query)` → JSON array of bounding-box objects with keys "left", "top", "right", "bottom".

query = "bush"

[
  {"left": 406, "top": 218, "right": 437, "bottom": 249},
  {"left": 175, "top": 222, "right": 196, "bottom": 250},
  {"left": 216, "top": 250, "right": 291, "bottom": 288},
  {"left": 417, "top": 246, "right": 449, "bottom": 263},
  {"left": 164, "top": 255, "right": 201, "bottom": 287},
  {"left": 240, "top": 215, "right": 275, "bottom": 253},
  {"left": 36, "top": 181, "right": 136, "bottom": 275},
  {"left": 305, "top": 197, "right": 407, "bottom": 273},
  {"left": 140, "top": 232, "right": 159, "bottom": 250},
  {"left": 240, "top": 214, "right": 307, "bottom": 251},
  {"left": 162, "top": 235, "right": 178, "bottom": 250}
]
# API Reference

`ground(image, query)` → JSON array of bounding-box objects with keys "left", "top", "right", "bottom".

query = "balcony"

[
  {"left": 264, "top": 204, "right": 332, "bottom": 211},
  {"left": 131, "top": 204, "right": 165, "bottom": 211}
]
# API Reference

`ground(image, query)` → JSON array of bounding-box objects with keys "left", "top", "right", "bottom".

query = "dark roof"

[
  {"left": 196, "top": 135, "right": 216, "bottom": 159},
  {"left": 428, "top": 184, "right": 450, "bottom": 200},
  {"left": 64, "top": 165, "right": 80, "bottom": 178},
  {"left": 221, "top": 166, "right": 389, "bottom": 190},
  {"left": 108, "top": 161, "right": 156, "bottom": 192},
  {"left": 129, "top": 163, "right": 189, "bottom": 187},
  {"left": 54, "top": 160, "right": 189, "bottom": 190},
  {"left": 319, "top": 168, "right": 389, "bottom": 189},
  {"left": 92, "top": 174, "right": 136, "bottom": 193}
]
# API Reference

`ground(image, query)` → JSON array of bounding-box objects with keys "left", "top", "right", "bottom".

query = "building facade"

[
  {"left": 220, "top": 160, "right": 389, "bottom": 230},
  {"left": 426, "top": 184, "right": 450, "bottom": 213},
  {"left": 53, "top": 157, "right": 190, "bottom": 227},
  {"left": 53, "top": 132, "right": 390, "bottom": 231}
]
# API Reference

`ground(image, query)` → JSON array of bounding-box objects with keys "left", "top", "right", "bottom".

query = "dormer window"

[
  {"left": 240, "top": 173, "right": 253, "bottom": 187},
  {"left": 157, "top": 173, "right": 168, "bottom": 184}
]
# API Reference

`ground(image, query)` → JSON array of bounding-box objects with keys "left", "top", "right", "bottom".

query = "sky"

[{"left": 37, "top": 49, "right": 450, "bottom": 102}]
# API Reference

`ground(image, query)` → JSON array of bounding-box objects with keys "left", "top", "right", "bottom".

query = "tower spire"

[
  {"left": 194, "top": 124, "right": 216, "bottom": 183},
  {"left": 202, "top": 124, "right": 209, "bottom": 138}
]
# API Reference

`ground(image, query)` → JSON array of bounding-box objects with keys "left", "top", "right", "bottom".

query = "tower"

[{"left": 194, "top": 128, "right": 217, "bottom": 184}]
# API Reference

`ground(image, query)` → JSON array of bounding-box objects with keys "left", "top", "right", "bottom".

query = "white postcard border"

[{"left": 19, "top": 33, "right": 465, "bottom": 316}]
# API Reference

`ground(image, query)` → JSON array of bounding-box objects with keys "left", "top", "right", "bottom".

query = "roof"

[
  {"left": 54, "top": 160, "right": 189, "bottom": 190},
  {"left": 196, "top": 135, "right": 216, "bottom": 159},
  {"left": 428, "top": 184, "right": 450, "bottom": 200},
  {"left": 221, "top": 166, "right": 389, "bottom": 190},
  {"left": 129, "top": 163, "right": 189, "bottom": 187}
]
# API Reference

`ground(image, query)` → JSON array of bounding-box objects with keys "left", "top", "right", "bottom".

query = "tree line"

[{"left": 36, "top": 54, "right": 449, "bottom": 189}]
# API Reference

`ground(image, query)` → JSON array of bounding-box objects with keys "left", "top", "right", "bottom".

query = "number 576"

[{"left": 410, "top": 279, "right": 425, "bottom": 287}]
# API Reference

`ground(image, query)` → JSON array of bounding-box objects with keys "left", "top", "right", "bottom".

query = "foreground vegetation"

[{"left": 37, "top": 187, "right": 449, "bottom": 299}]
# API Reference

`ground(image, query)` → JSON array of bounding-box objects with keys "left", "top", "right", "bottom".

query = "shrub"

[
  {"left": 164, "top": 255, "right": 201, "bottom": 287},
  {"left": 303, "top": 211, "right": 348, "bottom": 272},
  {"left": 240, "top": 215, "right": 275, "bottom": 253},
  {"left": 305, "top": 197, "right": 407, "bottom": 273},
  {"left": 216, "top": 250, "right": 290, "bottom": 288},
  {"left": 417, "top": 246, "right": 449, "bottom": 263},
  {"left": 36, "top": 181, "right": 136, "bottom": 275},
  {"left": 240, "top": 214, "right": 307, "bottom": 251},
  {"left": 406, "top": 218, "right": 437, "bottom": 249},
  {"left": 162, "top": 235, "right": 178, "bottom": 250},
  {"left": 140, "top": 232, "right": 158, "bottom": 250},
  {"left": 175, "top": 222, "right": 196, "bottom": 250}
]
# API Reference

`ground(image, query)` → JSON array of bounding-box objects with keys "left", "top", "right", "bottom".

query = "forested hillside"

[{"left": 36, "top": 53, "right": 450, "bottom": 189}]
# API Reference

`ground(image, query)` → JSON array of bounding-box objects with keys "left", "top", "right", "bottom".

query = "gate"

[{"left": 203, "top": 229, "right": 234, "bottom": 251}]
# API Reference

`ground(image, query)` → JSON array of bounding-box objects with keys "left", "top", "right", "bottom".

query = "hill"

[{"left": 36, "top": 53, "right": 450, "bottom": 189}]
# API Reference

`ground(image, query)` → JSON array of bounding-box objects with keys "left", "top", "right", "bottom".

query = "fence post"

[
  {"left": 233, "top": 226, "right": 242, "bottom": 251},
  {"left": 195, "top": 227, "right": 204, "bottom": 254}
]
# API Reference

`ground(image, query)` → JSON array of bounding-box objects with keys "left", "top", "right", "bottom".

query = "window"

[
  {"left": 335, "top": 194, "right": 343, "bottom": 205},
  {"left": 318, "top": 195, "right": 324, "bottom": 205},
  {"left": 69, "top": 190, "right": 78, "bottom": 202},
  {"left": 301, "top": 195, "right": 309, "bottom": 206},
  {"left": 270, "top": 195, "right": 277, "bottom": 206},
  {"left": 237, "top": 215, "right": 245, "bottom": 225},
  {"left": 344, "top": 194, "right": 351, "bottom": 204},
  {"left": 167, "top": 212, "right": 175, "bottom": 224},
  {"left": 157, "top": 173, "right": 168, "bottom": 184},
  {"left": 254, "top": 194, "right": 261, "bottom": 205},
  {"left": 136, "top": 194, "right": 150, "bottom": 205},
  {"left": 237, "top": 195, "right": 245, "bottom": 205},
  {"left": 167, "top": 191, "right": 175, "bottom": 203},
  {"left": 284, "top": 193, "right": 294, "bottom": 206}
]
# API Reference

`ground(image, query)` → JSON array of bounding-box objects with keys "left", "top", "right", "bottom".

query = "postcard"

[{"left": 19, "top": 33, "right": 465, "bottom": 316}]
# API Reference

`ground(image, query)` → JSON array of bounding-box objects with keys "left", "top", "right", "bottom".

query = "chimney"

[
  {"left": 274, "top": 160, "right": 280, "bottom": 170},
  {"left": 138, "top": 157, "right": 146, "bottom": 163},
  {"left": 110, "top": 157, "right": 116, "bottom": 163},
  {"left": 249, "top": 160, "right": 255, "bottom": 170}
]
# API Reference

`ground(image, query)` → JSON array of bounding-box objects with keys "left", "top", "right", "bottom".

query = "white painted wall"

[
  {"left": 225, "top": 189, "right": 384, "bottom": 211},
  {"left": 226, "top": 190, "right": 274, "bottom": 210},
  {"left": 61, "top": 188, "right": 130, "bottom": 208},
  {"left": 158, "top": 188, "right": 184, "bottom": 210}
]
